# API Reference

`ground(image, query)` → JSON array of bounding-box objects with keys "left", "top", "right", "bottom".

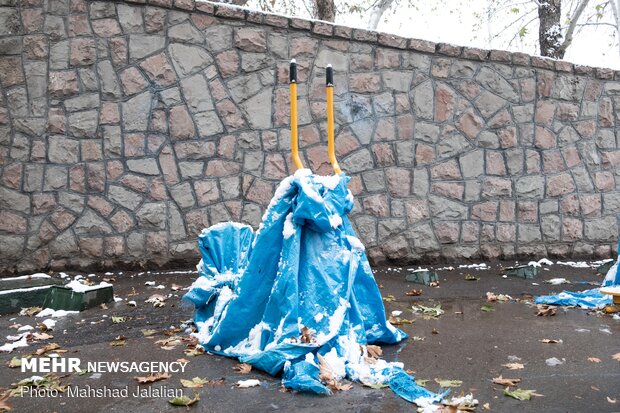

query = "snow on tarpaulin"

[
  {"left": 535, "top": 240, "right": 620, "bottom": 309},
  {"left": 184, "top": 169, "right": 442, "bottom": 405}
]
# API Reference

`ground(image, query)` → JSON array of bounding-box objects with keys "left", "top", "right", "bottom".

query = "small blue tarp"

[
  {"left": 184, "top": 170, "right": 441, "bottom": 406},
  {"left": 535, "top": 241, "right": 620, "bottom": 309}
]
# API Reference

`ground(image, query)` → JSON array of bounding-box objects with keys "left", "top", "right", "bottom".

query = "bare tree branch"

[
  {"left": 367, "top": 0, "right": 396, "bottom": 29},
  {"left": 556, "top": 0, "right": 590, "bottom": 56}
]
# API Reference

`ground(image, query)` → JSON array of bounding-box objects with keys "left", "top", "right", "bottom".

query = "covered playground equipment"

[
  {"left": 535, "top": 240, "right": 620, "bottom": 309},
  {"left": 183, "top": 61, "right": 442, "bottom": 405}
]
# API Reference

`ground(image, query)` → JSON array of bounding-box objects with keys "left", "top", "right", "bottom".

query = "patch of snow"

[
  {"left": 458, "top": 263, "right": 488, "bottom": 270},
  {"left": 546, "top": 278, "right": 570, "bottom": 285},
  {"left": 0, "top": 335, "right": 29, "bottom": 352},
  {"left": 283, "top": 213, "right": 296, "bottom": 239},
  {"left": 601, "top": 286, "right": 620, "bottom": 294},
  {"left": 329, "top": 213, "right": 342, "bottom": 229},
  {"left": 391, "top": 310, "right": 402, "bottom": 317},
  {"left": 545, "top": 357, "right": 564, "bottom": 366},
  {"left": 0, "top": 285, "right": 53, "bottom": 296},
  {"left": 65, "top": 280, "right": 112, "bottom": 293},
  {"left": 346, "top": 235, "right": 365, "bottom": 251},
  {"left": 36, "top": 308, "right": 79, "bottom": 318},
  {"left": 314, "top": 174, "right": 341, "bottom": 190},
  {"left": 556, "top": 261, "right": 589, "bottom": 268},
  {"left": 1, "top": 273, "right": 50, "bottom": 281},
  {"left": 17, "top": 325, "right": 33, "bottom": 331},
  {"left": 145, "top": 281, "right": 156, "bottom": 286},
  {"left": 237, "top": 379, "right": 260, "bottom": 388},
  {"left": 41, "top": 319, "right": 56, "bottom": 330}
]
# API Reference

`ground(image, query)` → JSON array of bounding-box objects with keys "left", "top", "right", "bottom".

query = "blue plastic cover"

[
  {"left": 184, "top": 170, "right": 441, "bottom": 406},
  {"left": 535, "top": 241, "right": 620, "bottom": 309}
]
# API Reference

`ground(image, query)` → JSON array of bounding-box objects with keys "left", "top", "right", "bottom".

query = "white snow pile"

[
  {"left": 236, "top": 379, "right": 260, "bottom": 388},
  {"left": 458, "top": 263, "right": 488, "bottom": 270},
  {"left": 36, "top": 308, "right": 79, "bottom": 318},
  {"left": 65, "top": 280, "right": 112, "bottom": 293},
  {"left": 0, "top": 335, "right": 29, "bottom": 353}
]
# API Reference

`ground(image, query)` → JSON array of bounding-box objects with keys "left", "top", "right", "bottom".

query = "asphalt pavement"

[{"left": 0, "top": 261, "right": 618, "bottom": 413}]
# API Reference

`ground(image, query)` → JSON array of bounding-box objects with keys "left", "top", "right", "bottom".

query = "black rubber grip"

[
  {"left": 326, "top": 65, "right": 334, "bottom": 86},
  {"left": 289, "top": 61, "right": 297, "bottom": 83}
]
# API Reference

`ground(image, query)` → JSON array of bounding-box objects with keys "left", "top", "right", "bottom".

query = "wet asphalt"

[{"left": 0, "top": 261, "right": 619, "bottom": 413}]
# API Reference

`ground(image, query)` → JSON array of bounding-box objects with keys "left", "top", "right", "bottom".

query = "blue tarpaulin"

[
  {"left": 535, "top": 241, "right": 620, "bottom": 309},
  {"left": 184, "top": 170, "right": 441, "bottom": 406}
]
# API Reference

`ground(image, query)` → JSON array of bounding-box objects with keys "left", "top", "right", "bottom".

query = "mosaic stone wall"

[{"left": 1, "top": 0, "right": 619, "bottom": 274}]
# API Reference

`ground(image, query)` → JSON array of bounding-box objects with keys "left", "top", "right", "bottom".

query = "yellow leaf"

[
  {"left": 588, "top": 357, "right": 601, "bottom": 363},
  {"left": 180, "top": 377, "right": 208, "bottom": 388},
  {"left": 169, "top": 392, "right": 199, "bottom": 407}
]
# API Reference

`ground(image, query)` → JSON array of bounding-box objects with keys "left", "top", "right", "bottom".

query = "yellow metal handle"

[
  {"left": 289, "top": 60, "right": 303, "bottom": 171},
  {"left": 326, "top": 64, "right": 341, "bottom": 175}
]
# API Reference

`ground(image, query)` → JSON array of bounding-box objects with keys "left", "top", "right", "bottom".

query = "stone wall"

[{"left": 1, "top": 0, "right": 619, "bottom": 275}]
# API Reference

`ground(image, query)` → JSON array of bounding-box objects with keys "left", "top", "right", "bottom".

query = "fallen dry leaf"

[
  {"left": 168, "top": 392, "right": 199, "bottom": 407},
  {"left": 387, "top": 316, "right": 413, "bottom": 325},
  {"left": 405, "top": 288, "right": 422, "bottom": 296},
  {"left": 232, "top": 363, "right": 252, "bottom": 374},
  {"left": 502, "top": 363, "right": 524, "bottom": 370},
  {"left": 366, "top": 344, "right": 382, "bottom": 359},
  {"left": 504, "top": 388, "right": 543, "bottom": 400},
  {"left": 180, "top": 377, "right": 208, "bottom": 388},
  {"left": 492, "top": 376, "right": 521, "bottom": 386},
  {"left": 588, "top": 357, "right": 601, "bottom": 363},
  {"left": 35, "top": 343, "right": 61, "bottom": 356},
  {"left": 32, "top": 332, "right": 53, "bottom": 341},
  {"left": 171, "top": 284, "right": 183, "bottom": 291},
  {"left": 207, "top": 378, "right": 225, "bottom": 386},
  {"left": 0, "top": 390, "right": 12, "bottom": 412},
  {"left": 155, "top": 337, "right": 181, "bottom": 349},
  {"left": 184, "top": 347, "right": 205, "bottom": 357},
  {"left": 176, "top": 358, "right": 190, "bottom": 364},
  {"left": 146, "top": 294, "right": 167, "bottom": 307},
  {"left": 20, "top": 307, "right": 42, "bottom": 317},
  {"left": 300, "top": 326, "right": 314, "bottom": 344},
  {"left": 540, "top": 338, "right": 562, "bottom": 344},
  {"left": 317, "top": 354, "right": 352, "bottom": 391},
  {"left": 607, "top": 396, "right": 617, "bottom": 404},
  {"left": 135, "top": 372, "right": 171, "bottom": 384},
  {"left": 482, "top": 402, "right": 491, "bottom": 410},
  {"left": 536, "top": 304, "right": 557, "bottom": 316},
  {"left": 612, "top": 352, "right": 620, "bottom": 362}
]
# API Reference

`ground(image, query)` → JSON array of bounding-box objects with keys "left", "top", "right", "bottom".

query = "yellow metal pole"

[
  {"left": 326, "top": 64, "right": 341, "bottom": 175},
  {"left": 289, "top": 59, "right": 303, "bottom": 171}
]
